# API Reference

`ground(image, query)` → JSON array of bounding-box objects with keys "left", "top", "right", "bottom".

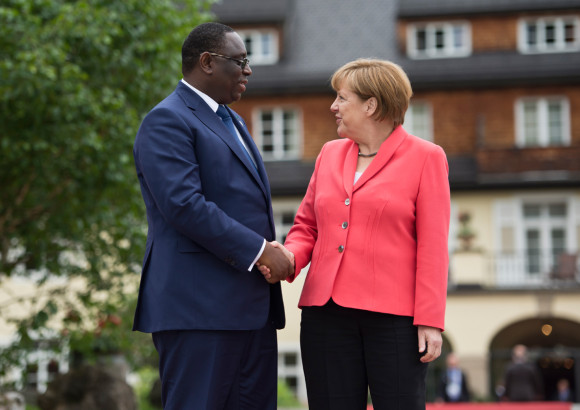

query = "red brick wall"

[
  {"left": 471, "top": 15, "right": 518, "bottom": 52},
  {"left": 414, "top": 85, "right": 580, "bottom": 154}
]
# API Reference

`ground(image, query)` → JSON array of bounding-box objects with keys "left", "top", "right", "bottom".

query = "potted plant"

[{"left": 457, "top": 212, "right": 476, "bottom": 251}]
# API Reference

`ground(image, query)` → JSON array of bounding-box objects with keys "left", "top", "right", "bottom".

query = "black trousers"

[{"left": 300, "top": 299, "right": 428, "bottom": 410}]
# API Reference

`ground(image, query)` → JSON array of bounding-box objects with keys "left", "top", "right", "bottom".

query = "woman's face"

[{"left": 330, "top": 84, "right": 368, "bottom": 140}]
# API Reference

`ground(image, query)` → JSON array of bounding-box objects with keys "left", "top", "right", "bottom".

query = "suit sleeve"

[
  {"left": 134, "top": 106, "right": 264, "bottom": 271},
  {"left": 283, "top": 144, "right": 327, "bottom": 282},
  {"left": 413, "top": 145, "right": 450, "bottom": 330}
]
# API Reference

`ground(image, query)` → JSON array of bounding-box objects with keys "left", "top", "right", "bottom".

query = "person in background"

[
  {"left": 261, "top": 58, "right": 450, "bottom": 410},
  {"left": 436, "top": 352, "right": 471, "bottom": 403},
  {"left": 503, "top": 344, "right": 544, "bottom": 402},
  {"left": 554, "top": 378, "right": 574, "bottom": 402},
  {"left": 132, "top": 22, "right": 292, "bottom": 409}
]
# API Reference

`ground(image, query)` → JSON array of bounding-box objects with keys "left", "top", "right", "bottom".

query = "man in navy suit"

[{"left": 132, "top": 22, "right": 293, "bottom": 409}]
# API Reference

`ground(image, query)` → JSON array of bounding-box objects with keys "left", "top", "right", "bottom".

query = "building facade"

[{"left": 213, "top": 0, "right": 580, "bottom": 404}]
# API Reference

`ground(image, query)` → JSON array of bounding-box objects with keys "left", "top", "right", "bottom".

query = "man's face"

[{"left": 211, "top": 32, "right": 252, "bottom": 105}]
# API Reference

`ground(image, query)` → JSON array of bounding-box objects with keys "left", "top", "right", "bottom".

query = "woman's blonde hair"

[{"left": 330, "top": 58, "right": 413, "bottom": 127}]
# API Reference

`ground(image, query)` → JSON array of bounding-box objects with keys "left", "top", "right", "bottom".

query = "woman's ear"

[{"left": 366, "top": 97, "right": 377, "bottom": 116}]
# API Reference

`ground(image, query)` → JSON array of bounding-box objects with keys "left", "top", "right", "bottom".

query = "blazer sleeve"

[
  {"left": 413, "top": 145, "right": 450, "bottom": 330},
  {"left": 283, "top": 144, "right": 328, "bottom": 281},
  {"left": 134, "top": 106, "right": 265, "bottom": 271}
]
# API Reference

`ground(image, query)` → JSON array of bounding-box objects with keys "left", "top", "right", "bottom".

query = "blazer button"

[
  {"left": 338, "top": 245, "right": 344, "bottom": 253},
  {"left": 345, "top": 198, "right": 350, "bottom": 206},
  {"left": 342, "top": 222, "right": 348, "bottom": 229}
]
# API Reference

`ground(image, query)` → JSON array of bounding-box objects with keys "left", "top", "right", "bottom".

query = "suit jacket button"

[
  {"left": 345, "top": 198, "right": 350, "bottom": 206},
  {"left": 342, "top": 221, "right": 348, "bottom": 229},
  {"left": 338, "top": 245, "right": 344, "bottom": 253}
]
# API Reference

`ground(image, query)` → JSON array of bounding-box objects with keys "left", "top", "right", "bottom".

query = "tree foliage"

[{"left": 0, "top": 0, "right": 214, "bottom": 380}]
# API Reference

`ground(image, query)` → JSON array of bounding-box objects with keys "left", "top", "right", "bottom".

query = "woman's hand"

[{"left": 418, "top": 325, "right": 442, "bottom": 363}]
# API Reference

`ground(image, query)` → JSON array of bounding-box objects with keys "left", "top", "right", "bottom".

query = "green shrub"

[{"left": 278, "top": 379, "right": 302, "bottom": 407}]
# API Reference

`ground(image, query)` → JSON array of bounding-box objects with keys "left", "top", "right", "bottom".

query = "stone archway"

[{"left": 489, "top": 316, "right": 580, "bottom": 402}]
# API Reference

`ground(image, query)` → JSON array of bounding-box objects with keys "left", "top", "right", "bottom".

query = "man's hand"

[
  {"left": 418, "top": 325, "right": 442, "bottom": 363},
  {"left": 257, "top": 241, "right": 294, "bottom": 284},
  {"left": 257, "top": 242, "right": 295, "bottom": 282}
]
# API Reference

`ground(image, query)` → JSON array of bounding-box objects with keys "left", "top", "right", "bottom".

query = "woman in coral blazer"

[{"left": 266, "top": 59, "right": 450, "bottom": 410}]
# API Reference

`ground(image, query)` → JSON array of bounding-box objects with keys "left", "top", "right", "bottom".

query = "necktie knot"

[
  {"left": 216, "top": 105, "right": 258, "bottom": 171},
  {"left": 216, "top": 105, "right": 237, "bottom": 135},
  {"left": 216, "top": 105, "right": 231, "bottom": 121}
]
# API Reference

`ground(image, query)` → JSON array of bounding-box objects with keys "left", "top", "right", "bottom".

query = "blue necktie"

[{"left": 216, "top": 105, "right": 257, "bottom": 170}]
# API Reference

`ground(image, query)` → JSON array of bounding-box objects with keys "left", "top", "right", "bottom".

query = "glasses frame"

[{"left": 206, "top": 52, "right": 250, "bottom": 70}]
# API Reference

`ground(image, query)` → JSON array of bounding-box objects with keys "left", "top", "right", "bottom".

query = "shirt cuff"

[{"left": 249, "top": 239, "right": 267, "bottom": 271}]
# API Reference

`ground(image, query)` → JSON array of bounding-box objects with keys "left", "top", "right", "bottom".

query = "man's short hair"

[{"left": 182, "top": 22, "right": 234, "bottom": 74}]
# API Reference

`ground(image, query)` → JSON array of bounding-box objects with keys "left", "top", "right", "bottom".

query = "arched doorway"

[{"left": 489, "top": 317, "right": 580, "bottom": 402}]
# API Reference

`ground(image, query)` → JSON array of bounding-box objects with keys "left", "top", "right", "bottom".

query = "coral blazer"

[{"left": 284, "top": 126, "right": 450, "bottom": 330}]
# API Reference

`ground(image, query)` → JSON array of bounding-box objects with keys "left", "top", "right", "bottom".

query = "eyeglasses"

[{"left": 206, "top": 52, "right": 250, "bottom": 70}]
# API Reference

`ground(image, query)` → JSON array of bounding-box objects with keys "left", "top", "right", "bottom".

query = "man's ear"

[{"left": 198, "top": 52, "right": 214, "bottom": 74}]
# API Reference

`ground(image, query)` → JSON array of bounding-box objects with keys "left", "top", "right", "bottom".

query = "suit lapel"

[
  {"left": 352, "top": 125, "right": 407, "bottom": 193},
  {"left": 232, "top": 115, "right": 271, "bottom": 197},
  {"left": 175, "top": 83, "right": 269, "bottom": 198}
]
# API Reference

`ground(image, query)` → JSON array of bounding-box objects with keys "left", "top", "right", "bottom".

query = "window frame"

[
  {"left": 278, "top": 342, "right": 307, "bottom": 403},
  {"left": 514, "top": 96, "right": 571, "bottom": 147},
  {"left": 518, "top": 16, "right": 580, "bottom": 54},
  {"left": 404, "top": 101, "right": 433, "bottom": 142},
  {"left": 253, "top": 106, "right": 302, "bottom": 161},
  {"left": 0, "top": 333, "right": 70, "bottom": 393},
  {"left": 494, "top": 194, "right": 579, "bottom": 287},
  {"left": 406, "top": 21, "right": 472, "bottom": 59},
  {"left": 271, "top": 200, "right": 299, "bottom": 244},
  {"left": 522, "top": 201, "right": 569, "bottom": 276},
  {"left": 237, "top": 28, "right": 279, "bottom": 65}
]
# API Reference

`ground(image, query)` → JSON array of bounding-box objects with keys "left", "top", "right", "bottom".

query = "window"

[
  {"left": 407, "top": 22, "right": 471, "bottom": 58},
  {"left": 522, "top": 202, "right": 568, "bottom": 276},
  {"left": 273, "top": 208, "right": 297, "bottom": 244},
  {"left": 14, "top": 337, "right": 69, "bottom": 393},
  {"left": 238, "top": 29, "right": 279, "bottom": 65},
  {"left": 494, "top": 196, "right": 579, "bottom": 287},
  {"left": 25, "top": 359, "right": 59, "bottom": 392},
  {"left": 515, "top": 97, "right": 570, "bottom": 147},
  {"left": 278, "top": 344, "right": 307, "bottom": 403},
  {"left": 254, "top": 107, "right": 301, "bottom": 160},
  {"left": 272, "top": 200, "right": 299, "bottom": 243},
  {"left": 404, "top": 102, "right": 433, "bottom": 141},
  {"left": 518, "top": 17, "right": 580, "bottom": 53}
]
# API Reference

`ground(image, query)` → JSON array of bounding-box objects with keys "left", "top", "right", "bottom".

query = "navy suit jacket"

[{"left": 133, "top": 81, "right": 285, "bottom": 332}]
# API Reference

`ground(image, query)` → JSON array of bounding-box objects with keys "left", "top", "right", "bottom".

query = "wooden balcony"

[{"left": 476, "top": 146, "right": 580, "bottom": 175}]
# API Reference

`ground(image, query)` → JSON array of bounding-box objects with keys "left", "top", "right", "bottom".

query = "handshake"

[{"left": 256, "top": 241, "right": 295, "bottom": 284}]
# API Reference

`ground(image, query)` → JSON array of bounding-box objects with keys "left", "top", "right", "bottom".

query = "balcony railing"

[{"left": 450, "top": 250, "right": 580, "bottom": 290}]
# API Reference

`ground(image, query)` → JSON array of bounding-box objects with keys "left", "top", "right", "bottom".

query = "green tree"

[{"left": 0, "top": 0, "right": 214, "bottom": 382}]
